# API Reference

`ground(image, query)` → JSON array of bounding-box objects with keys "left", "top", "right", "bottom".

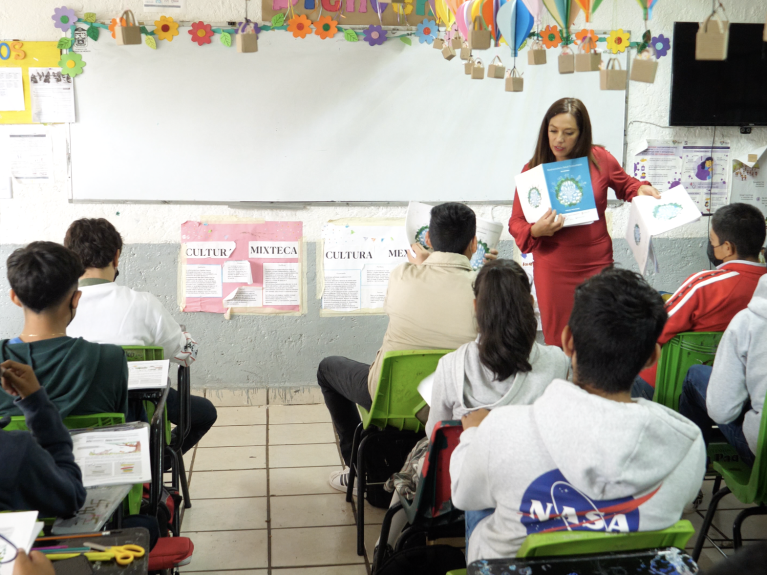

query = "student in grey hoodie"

[
  {"left": 679, "top": 274, "right": 767, "bottom": 466},
  {"left": 451, "top": 267, "right": 706, "bottom": 563}
]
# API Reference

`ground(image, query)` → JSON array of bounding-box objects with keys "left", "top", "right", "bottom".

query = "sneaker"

[
  {"left": 329, "top": 466, "right": 357, "bottom": 496},
  {"left": 683, "top": 489, "right": 704, "bottom": 514}
]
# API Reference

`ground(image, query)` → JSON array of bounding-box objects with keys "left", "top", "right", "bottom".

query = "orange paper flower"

[
  {"left": 314, "top": 16, "right": 338, "bottom": 39},
  {"left": 189, "top": 21, "right": 214, "bottom": 45},
  {"left": 109, "top": 17, "right": 127, "bottom": 39},
  {"left": 575, "top": 28, "right": 598, "bottom": 51},
  {"left": 288, "top": 15, "right": 312, "bottom": 39},
  {"left": 155, "top": 15, "right": 179, "bottom": 41},
  {"left": 541, "top": 25, "right": 561, "bottom": 49},
  {"left": 607, "top": 29, "right": 630, "bottom": 53}
]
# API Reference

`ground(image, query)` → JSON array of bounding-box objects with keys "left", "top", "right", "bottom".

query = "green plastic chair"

[
  {"left": 693, "top": 405, "right": 767, "bottom": 559},
  {"left": 3, "top": 412, "right": 125, "bottom": 432},
  {"left": 653, "top": 331, "right": 722, "bottom": 410}
]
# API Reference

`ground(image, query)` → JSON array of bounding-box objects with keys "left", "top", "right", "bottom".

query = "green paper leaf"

[
  {"left": 400, "top": 35, "right": 411, "bottom": 45},
  {"left": 221, "top": 32, "right": 232, "bottom": 47},
  {"left": 344, "top": 29, "right": 358, "bottom": 42},
  {"left": 146, "top": 35, "right": 157, "bottom": 50},
  {"left": 87, "top": 25, "right": 99, "bottom": 41},
  {"left": 57, "top": 37, "right": 73, "bottom": 50},
  {"left": 84, "top": 12, "right": 97, "bottom": 23},
  {"left": 140, "top": 26, "right": 150, "bottom": 35},
  {"left": 271, "top": 13, "right": 285, "bottom": 27}
]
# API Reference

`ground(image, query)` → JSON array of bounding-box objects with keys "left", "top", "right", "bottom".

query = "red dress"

[{"left": 509, "top": 146, "right": 647, "bottom": 346}]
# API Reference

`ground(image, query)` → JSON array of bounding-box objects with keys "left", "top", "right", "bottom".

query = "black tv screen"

[{"left": 669, "top": 22, "right": 767, "bottom": 126}]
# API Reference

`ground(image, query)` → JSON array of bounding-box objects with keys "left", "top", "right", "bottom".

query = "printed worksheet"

[
  {"left": 731, "top": 145, "right": 767, "bottom": 218},
  {"left": 52, "top": 485, "right": 133, "bottom": 535},
  {"left": 71, "top": 423, "right": 152, "bottom": 487},
  {"left": 0, "top": 68, "right": 24, "bottom": 112},
  {"left": 127, "top": 360, "right": 170, "bottom": 390},
  {"left": 28, "top": 67, "right": 75, "bottom": 123}
]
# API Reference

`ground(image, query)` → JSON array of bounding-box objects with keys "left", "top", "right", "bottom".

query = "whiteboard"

[{"left": 70, "top": 29, "right": 627, "bottom": 203}]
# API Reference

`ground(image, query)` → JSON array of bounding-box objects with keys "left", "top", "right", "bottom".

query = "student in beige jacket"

[{"left": 318, "top": 202, "right": 480, "bottom": 492}]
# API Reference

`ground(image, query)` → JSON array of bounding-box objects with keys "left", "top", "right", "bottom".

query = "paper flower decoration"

[
  {"left": 189, "top": 21, "right": 214, "bottom": 45},
  {"left": 109, "top": 18, "right": 127, "bottom": 39},
  {"left": 314, "top": 16, "right": 338, "bottom": 39},
  {"left": 416, "top": 20, "right": 437, "bottom": 44},
  {"left": 288, "top": 15, "right": 312, "bottom": 39},
  {"left": 607, "top": 29, "right": 630, "bottom": 53},
  {"left": 155, "top": 16, "right": 179, "bottom": 41},
  {"left": 238, "top": 18, "right": 261, "bottom": 35},
  {"left": 541, "top": 25, "right": 561, "bottom": 49},
  {"left": 363, "top": 25, "right": 387, "bottom": 46},
  {"left": 52, "top": 6, "right": 76, "bottom": 32},
  {"left": 59, "top": 53, "right": 86, "bottom": 77},
  {"left": 651, "top": 33, "right": 670, "bottom": 58},
  {"left": 575, "top": 28, "right": 598, "bottom": 51}
]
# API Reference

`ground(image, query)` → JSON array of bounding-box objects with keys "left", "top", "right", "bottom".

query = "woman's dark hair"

[
  {"left": 473, "top": 259, "right": 537, "bottom": 381},
  {"left": 7, "top": 242, "right": 85, "bottom": 314},
  {"left": 64, "top": 218, "right": 123, "bottom": 269},
  {"left": 711, "top": 203, "right": 766, "bottom": 260},
  {"left": 429, "top": 202, "right": 477, "bottom": 254},
  {"left": 568, "top": 266, "right": 667, "bottom": 394},
  {"left": 529, "top": 98, "right": 600, "bottom": 171}
]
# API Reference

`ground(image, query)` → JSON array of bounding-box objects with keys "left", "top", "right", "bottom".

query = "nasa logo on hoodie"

[{"left": 519, "top": 469, "right": 659, "bottom": 535}]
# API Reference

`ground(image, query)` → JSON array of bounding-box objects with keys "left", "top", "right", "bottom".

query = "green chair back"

[
  {"left": 654, "top": 332, "right": 722, "bottom": 411},
  {"left": 516, "top": 520, "right": 695, "bottom": 558},
  {"left": 122, "top": 346, "right": 164, "bottom": 362},
  {"left": 4, "top": 412, "right": 125, "bottom": 432},
  {"left": 359, "top": 350, "right": 452, "bottom": 432}
]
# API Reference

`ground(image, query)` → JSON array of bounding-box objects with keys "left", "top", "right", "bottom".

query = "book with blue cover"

[{"left": 514, "top": 157, "right": 598, "bottom": 227}]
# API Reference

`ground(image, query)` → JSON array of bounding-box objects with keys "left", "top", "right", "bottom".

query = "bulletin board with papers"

[
  {"left": 180, "top": 219, "right": 304, "bottom": 316},
  {"left": 731, "top": 145, "right": 767, "bottom": 219}
]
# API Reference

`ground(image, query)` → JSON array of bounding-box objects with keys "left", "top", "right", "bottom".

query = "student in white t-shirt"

[{"left": 65, "top": 218, "right": 217, "bottom": 454}]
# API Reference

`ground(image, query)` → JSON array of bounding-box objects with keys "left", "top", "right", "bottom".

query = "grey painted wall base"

[{"left": 0, "top": 239, "right": 711, "bottom": 388}]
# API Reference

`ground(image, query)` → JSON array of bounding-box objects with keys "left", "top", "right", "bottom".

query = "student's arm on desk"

[{"left": 450, "top": 409, "right": 495, "bottom": 512}]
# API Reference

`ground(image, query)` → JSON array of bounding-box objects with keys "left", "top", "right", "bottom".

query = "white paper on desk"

[
  {"left": 28, "top": 68, "right": 76, "bottom": 123},
  {"left": 4, "top": 125, "right": 53, "bottom": 181},
  {"left": 263, "top": 263, "right": 299, "bottom": 306},
  {"left": 0, "top": 511, "right": 39, "bottom": 575},
  {"left": 71, "top": 423, "right": 152, "bottom": 487},
  {"left": 52, "top": 485, "right": 132, "bottom": 535},
  {"left": 128, "top": 359, "right": 170, "bottom": 390},
  {"left": 0, "top": 68, "right": 24, "bottom": 112},
  {"left": 223, "top": 260, "right": 253, "bottom": 284},
  {"left": 223, "top": 286, "right": 263, "bottom": 307}
]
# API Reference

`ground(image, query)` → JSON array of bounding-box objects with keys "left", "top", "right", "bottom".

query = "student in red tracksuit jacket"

[
  {"left": 509, "top": 98, "right": 661, "bottom": 347},
  {"left": 633, "top": 203, "right": 767, "bottom": 397}
]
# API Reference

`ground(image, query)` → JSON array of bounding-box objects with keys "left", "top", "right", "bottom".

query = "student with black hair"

[
  {"left": 450, "top": 267, "right": 705, "bottom": 562},
  {"left": 0, "top": 242, "right": 128, "bottom": 419},
  {"left": 319, "top": 202, "right": 480, "bottom": 492},
  {"left": 636, "top": 203, "right": 767, "bottom": 394}
]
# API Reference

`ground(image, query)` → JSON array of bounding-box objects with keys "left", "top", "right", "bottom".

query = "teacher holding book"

[{"left": 509, "top": 98, "right": 661, "bottom": 346}]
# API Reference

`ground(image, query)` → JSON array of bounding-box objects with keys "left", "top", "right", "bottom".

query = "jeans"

[
  {"left": 630, "top": 376, "right": 655, "bottom": 400},
  {"left": 678, "top": 364, "right": 755, "bottom": 466},
  {"left": 465, "top": 508, "right": 494, "bottom": 550},
  {"left": 317, "top": 356, "right": 372, "bottom": 466},
  {"left": 166, "top": 388, "right": 218, "bottom": 454}
]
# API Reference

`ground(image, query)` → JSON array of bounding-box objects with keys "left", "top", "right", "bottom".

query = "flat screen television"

[{"left": 669, "top": 22, "right": 767, "bottom": 126}]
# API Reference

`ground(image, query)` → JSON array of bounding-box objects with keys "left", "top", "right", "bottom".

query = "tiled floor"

[{"left": 180, "top": 388, "right": 767, "bottom": 574}]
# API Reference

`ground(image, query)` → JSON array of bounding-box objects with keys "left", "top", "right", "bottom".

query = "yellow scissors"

[{"left": 83, "top": 542, "right": 145, "bottom": 565}]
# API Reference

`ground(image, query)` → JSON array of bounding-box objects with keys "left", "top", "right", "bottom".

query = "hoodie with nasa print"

[{"left": 450, "top": 379, "right": 706, "bottom": 563}]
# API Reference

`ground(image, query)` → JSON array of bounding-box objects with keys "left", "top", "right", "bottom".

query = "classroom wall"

[{"left": 0, "top": 0, "right": 765, "bottom": 388}]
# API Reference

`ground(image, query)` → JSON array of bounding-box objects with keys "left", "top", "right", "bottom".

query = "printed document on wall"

[
  {"left": 3, "top": 125, "right": 53, "bottom": 181},
  {"left": 0, "top": 68, "right": 24, "bottom": 112},
  {"left": 28, "top": 68, "right": 76, "bottom": 123},
  {"left": 71, "top": 423, "right": 152, "bottom": 487},
  {"left": 731, "top": 145, "right": 767, "bottom": 218},
  {"left": 143, "top": 0, "right": 185, "bottom": 11}
]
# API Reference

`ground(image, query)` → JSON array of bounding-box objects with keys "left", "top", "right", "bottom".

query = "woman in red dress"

[{"left": 509, "top": 98, "right": 661, "bottom": 347}]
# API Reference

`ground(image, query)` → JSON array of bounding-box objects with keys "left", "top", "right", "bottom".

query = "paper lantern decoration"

[
  {"left": 52, "top": 6, "right": 76, "bottom": 32},
  {"left": 58, "top": 53, "right": 86, "bottom": 77},
  {"left": 573, "top": 0, "right": 603, "bottom": 23},
  {"left": 521, "top": 0, "right": 543, "bottom": 22},
  {"left": 541, "top": 24, "right": 561, "bottom": 48},
  {"left": 287, "top": 15, "right": 313, "bottom": 38},
  {"left": 635, "top": 0, "right": 659, "bottom": 20},
  {"left": 189, "top": 21, "right": 214, "bottom": 45},
  {"left": 154, "top": 16, "right": 180, "bottom": 41},
  {"left": 483, "top": 0, "right": 499, "bottom": 42},
  {"left": 455, "top": 0, "right": 474, "bottom": 46},
  {"left": 542, "top": 0, "right": 581, "bottom": 31},
  {"left": 416, "top": 20, "right": 438, "bottom": 43},
  {"left": 314, "top": 16, "right": 338, "bottom": 38},
  {"left": 651, "top": 33, "right": 670, "bottom": 58},
  {"left": 363, "top": 24, "right": 387, "bottom": 45},
  {"left": 497, "top": 0, "right": 535, "bottom": 56},
  {"left": 607, "top": 29, "right": 630, "bottom": 53}
]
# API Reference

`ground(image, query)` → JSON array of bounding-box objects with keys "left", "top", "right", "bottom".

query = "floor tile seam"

[
  {"left": 265, "top": 391, "right": 273, "bottom": 575},
  {"left": 268, "top": 493, "right": 349, "bottom": 498},
  {"left": 198, "top": 441, "right": 337, "bottom": 447},
  {"left": 266, "top": 464, "right": 347, "bottom": 470}
]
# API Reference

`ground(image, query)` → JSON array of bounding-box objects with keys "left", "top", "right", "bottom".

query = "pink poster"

[{"left": 181, "top": 220, "right": 303, "bottom": 314}]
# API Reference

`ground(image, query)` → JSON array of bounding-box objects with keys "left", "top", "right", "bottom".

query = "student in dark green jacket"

[{"left": 0, "top": 242, "right": 128, "bottom": 419}]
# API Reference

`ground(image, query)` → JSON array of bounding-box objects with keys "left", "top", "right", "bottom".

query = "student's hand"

[
  {"left": 637, "top": 185, "right": 662, "bottom": 199},
  {"left": 1, "top": 360, "right": 42, "bottom": 399},
  {"left": 407, "top": 243, "right": 431, "bottom": 266},
  {"left": 13, "top": 550, "right": 55, "bottom": 575},
  {"left": 461, "top": 408, "right": 490, "bottom": 430},
  {"left": 530, "top": 209, "right": 565, "bottom": 238},
  {"left": 483, "top": 249, "right": 499, "bottom": 264}
]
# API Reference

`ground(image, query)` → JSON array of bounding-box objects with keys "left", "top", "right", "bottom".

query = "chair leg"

[
  {"left": 176, "top": 449, "right": 192, "bottom": 509},
  {"left": 356, "top": 433, "right": 371, "bottom": 557},
  {"left": 712, "top": 475, "right": 722, "bottom": 495},
  {"left": 346, "top": 423, "right": 363, "bottom": 504},
  {"left": 373, "top": 502, "right": 403, "bottom": 574},
  {"left": 732, "top": 505, "right": 767, "bottom": 549},
  {"left": 692, "top": 486, "right": 731, "bottom": 561}
]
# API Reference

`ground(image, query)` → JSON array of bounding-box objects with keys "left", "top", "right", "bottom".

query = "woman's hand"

[
  {"left": 531, "top": 209, "right": 565, "bottom": 238},
  {"left": 461, "top": 408, "right": 490, "bottom": 430},
  {"left": 637, "top": 185, "right": 662, "bottom": 199}
]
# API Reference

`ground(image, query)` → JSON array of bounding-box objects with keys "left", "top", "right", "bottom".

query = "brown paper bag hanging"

[
  {"left": 451, "top": 35, "right": 463, "bottom": 49},
  {"left": 115, "top": 10, "right": 142, "bottom": 45},
  {"left": 527, "top": 39, "right": 547, "bottom": 65},
  {"left": 469, "top": 16, "right": 492, "bottom": 50},
  {"left": 630, "top": 49, "right": 658, "bottom": 83},
  {"left": 487, "top": 55, "right": 505, "bottom": 79},
  {"left": 464, "top": 57, "right": 475, "bottom": 75},
  {"left": 471, "top": 58, "right": 485, "bottom": 79},
  {"left": 575, "top": 40, "right": 601, "bottom": 72},
  {"left": 696, "top": 8, "right": 729, "bottom": 61},
  {"left": 433, "top": 38, "right": 445, "bottom": 49},
  {"left": 505, "top": 67, "right": 524, "bottom": 92},
  {"left": 558, "top": 45, "right": 574, "bottom": 74},
  {"left": 442, "top": 43, "right": 457, "bottom": 60},
  {"left": 236, "top": 21, "right": 259, "bottom": 53},
  {"left": 460, "top": 41, "right": 472, "bottom": 60},
  {"left": 600, "top": 57, "right": 627, "bottom": 90}
]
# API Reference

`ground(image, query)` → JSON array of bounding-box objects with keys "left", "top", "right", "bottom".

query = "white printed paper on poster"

[
  {"left": 185, "top": 264, "right": 222, "bottom": 297},
  {"left": 323, "top": 269, "right": 361, "bottom": 311},
  {"left": 632, "top": 140, "right": 682, "bottom": 190},
  {"left": 263, "top": 263, "right": 300, "bottom": 306},
  {"left": 185, "top": 241, "right": 235, "bottom": 259},
  {"left": 0, "top": 68, "right": 24, "bottom": 112},
  {"left": 731, "top": 145, "right": 767, "bottom": 218},
  {"left": 223, "top": 286, "right": 263, "bottom": 307},
  {"left": 361, "top": 265, "right": 393, "bottom": 309},
  {"left": 71, "top": 424, "right": 152, "bottom": 487},
  {"left": 4, "top": 126, "right": 53, "bottom": 181},
  {"left": 28, "top": 68, "right": 75, "bottom": 123},
  {"left": 223, "top": 260, "right": 253, "bottom": 283},
  {"left": 249, "top": 241, "right": 299, "bottom": 259}
]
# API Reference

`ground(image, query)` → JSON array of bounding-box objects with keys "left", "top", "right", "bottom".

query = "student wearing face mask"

[
  {"left": 633, "top": 203, "right": 767, "bottom": 398},
  {"left": 0, "top": 242, "right": 129, "bottom": 419},
  {"left": 508, "top": 98, "right": 661, "bottom": 347}
]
